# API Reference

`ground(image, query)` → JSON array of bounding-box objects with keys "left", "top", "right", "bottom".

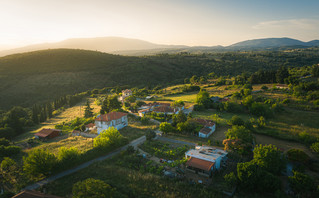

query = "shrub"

[
  {"left": 261, "top": 85, "right": 268, "bottom": 90},
  {"left": 23, "top": 149, "right": 57, "bottom": 179},
  {"left": 93, "top": 127, "right": 128, "bottom": 150},
  {"left": 159, "top": 122, "right": 174, "bottom": 134},
  {"left": 146, "top": 130, "right": 156, "bottom": 141},
  {"left": 287, "top": 149, "right": 310, "bottom": 164},
  {"left": 289, "top": 171, "right": 316, "bottom": 197},
  {"left": 253, "top": 144, "right": 284, "bottom": 175},
  {"left": 225, "top": 125, "right": 253, "bottom": 144},
  {"left": 229, "top": 115, "right": 245, "bottom": 126},
  {"left": 72, "top": 178, "right": 115, "bottom": 198},
  {"left": 310, "top": 142, "right": 319, "bottom": 154},
  {"left": 57, "top": 147, "right": 80, "bottom": 165}
]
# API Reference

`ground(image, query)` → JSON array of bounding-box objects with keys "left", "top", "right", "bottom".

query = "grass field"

[
  {"left": 160, "top": 92, "right": 198, "bottom": 103},
  {"left": 43, "top": 152, "right": 222, "bottom": 198},
  {"left": 25, "top": 136, "right": 94, "bottom": 155},
  {"left": 14, "top": 98, "right": 100, "bottom": 143}
]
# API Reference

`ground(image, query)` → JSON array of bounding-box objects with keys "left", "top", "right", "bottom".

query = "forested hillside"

[{"left": 1, "top": 48, "right": 319, "bottom": 109}]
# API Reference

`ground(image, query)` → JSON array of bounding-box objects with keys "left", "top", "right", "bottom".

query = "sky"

[{"left": 0, "top": 0, "right": 319, "bottom": 49}]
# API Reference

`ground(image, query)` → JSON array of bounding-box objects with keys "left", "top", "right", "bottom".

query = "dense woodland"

[{"left": 1, "top": 48, "right": 319, "bottom": 109}]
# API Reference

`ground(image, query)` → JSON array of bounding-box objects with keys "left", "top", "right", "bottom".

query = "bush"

[
  {"left": 0, "top": 145, "right": 21, "bottom": 157},
  {"left": 146, "top": 130, "right": 156, "bottom": 141},
  {"left": 93, "top": 127, "right": 128, "bottom": 150},
  {"left": 57, "top": 147, "right": 80, "bottom": 167},
  {"left": 310, "top": 142, "right": 319, "bottom": 154},
  {"left": 0, "top": 138, "right": 10, "bottom": 147},
  {"left": 229, "top": 115, "right": 245, "bottom": 126},
  {"left": 253, "top": 144, "right": 284, "bottom": 175},
  {"left": 140, "top": 117, "right": 150, "bottom": 125},
  {"left": 23, "top": 149, "right": 57, "bottom": 179},
  {"left": 72, "top": 178, "right": 115, "bottom": 198},
  {"left": 289, "top": 171, "right": 316, "bottom": 197},
  {"left": 287, "top": 149, "right": 310, "bottom": 164},
  {"left": 225, "top": 125, "right": 253, "bottom": 144},
  {"left": 159, "top": 122, "right": 174, "bottom": 134},
  {"left": 261, "top": 85, "right": 268, "bottom": 90}
]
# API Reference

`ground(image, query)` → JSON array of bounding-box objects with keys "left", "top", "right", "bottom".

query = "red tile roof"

[
  {"left": 34, "top": 129, "right": 61, "bottom": 138},
  {"left": 85, "top": 123, "right": 95, "bottom": 128},
  {"left": 95, "top": 112, "right": 128, "bottom": 122},
  {"left": 193, "top": 119, "right": 215, "bottom": 127},
  {"left": 186, "top": 157, "right": 215, "bottom": 171},
  {"left": 199, "top": 127, "right": 212, "bottom": 134},
  {"left": 122, "top": 89, "right": 132, "bottom": 94},
  {"left": 13, "top": 190, "right": 62, "bottom": 198}
]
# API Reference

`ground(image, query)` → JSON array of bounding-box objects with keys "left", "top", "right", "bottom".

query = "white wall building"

[
  {"left": 185, "top": 146, "right": 227, "bottom": 177},
  {"left": 95, "top": 112, "right": 128, "bottom": 134}
]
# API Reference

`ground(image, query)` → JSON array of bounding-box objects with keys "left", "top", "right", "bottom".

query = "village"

[
  {"left": 4, "top": 78, "right": 319, "bottom": 198},
  {"left": 31, "top": 88, "right": 227, "bottom": 186}
]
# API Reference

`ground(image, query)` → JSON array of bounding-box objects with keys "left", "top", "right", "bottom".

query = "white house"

[
  {"left": 185, "top": 146, "right": 228, "bottom": 177},
  {"left": 95, "top": 112, "right": 128, "bottom": 134},
  {"left": 193, "top": 119, "right": 216, "bottom": 138}
]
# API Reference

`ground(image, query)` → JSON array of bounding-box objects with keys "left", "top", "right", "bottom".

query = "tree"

[
  {"left": 253, "top": 144, "right": 284, "bottom": 175},
  {"left": 286, "top": 149, "right": 310, "bottom": 164},
  {"left": 159, "top": 122, "right": 174, "bottom": 134},
  {"left": 237, "top": 160, "right": 280, "bottom": 193},
  {"left": 72, "top": 178, "right": 114, "bottom": 198},
  {"left": 100, "top": 96, "right": 109, "bottom": 114},
  {"left": 172, "top": 100, "right": 185, "bottom": 108},
  {"left": 84, "top": 100, "right": 94, "bottom": 118},
  {"left": 224, "top": 172, "right": 237, "bottom": 188},
  {"left": 196, "top": 89, "right": 211, "bottom": 109},
  {"left": 0, "top": 138, "right": 10, "bottom": 146},
  {"left": 0, "top": 157, "right": 21, "bottom": 191},
  {"left": 276, "top": 66, "right": 289, "bottom": 83},
  {"left": 190, "top": 75, "right": 198, "bottom": 85},
  {"left": 23, "top": 149, "right": 57, "bottom": 179},
  {"left": 242, "top": 95, "right": 254, "bottom": 107},
  {"left": 289, "top": 171, "right": 316, "bottom": 197},
  {"left": 146, "top": 129, "right": 156, "bottom": 141},
  {"left": 93, "top": 127, "right": 127, "bottom": 149},
  {"left": 310, "top": 142, "right": 319, "bottom": 154},
  {"left": 312, "top": 64, "right": 319, "bottom": 77},
  {"left": 108, "top": 95, "right": 122, "bottom": 112},
  {"left": 229, "top": 115, "right": 244, "bottom": 126},
  {"left": 57, "top": 147, "right": 80, "bottom": 167},
  {"left": 225, "top": 125, "right": 253, "bottom": 144},
  {"left": 172, "top": 110, "right": 187, "bottom": 125}
]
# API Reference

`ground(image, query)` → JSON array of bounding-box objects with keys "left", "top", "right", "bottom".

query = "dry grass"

[
  {"left": 26, "top": 136, "right": 94, "bottom": 155},
  {"left": 14, "top": 98, "right": 100, "bottom": 143}
]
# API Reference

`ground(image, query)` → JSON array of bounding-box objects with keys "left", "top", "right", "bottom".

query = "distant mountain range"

[{"left": 0, "top": 37, "right": 318, "bottom": 56}]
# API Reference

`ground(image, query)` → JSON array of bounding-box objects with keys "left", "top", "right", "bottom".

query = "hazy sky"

[{"left": 0, "top": 0, "right": 319, "bottom": 48}]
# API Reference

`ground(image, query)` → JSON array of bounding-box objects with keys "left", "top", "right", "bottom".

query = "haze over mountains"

[{"left": 0, "top": 37, "right": 318, "bottom": 57}]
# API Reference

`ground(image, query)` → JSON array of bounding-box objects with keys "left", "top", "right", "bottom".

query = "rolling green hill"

[{"left": 1, "top": 48, "right": 319, "bottom": 110}]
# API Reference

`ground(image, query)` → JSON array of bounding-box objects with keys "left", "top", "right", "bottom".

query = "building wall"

[{"left": 95, "top": 116, "right": 128, "bottom": 134}]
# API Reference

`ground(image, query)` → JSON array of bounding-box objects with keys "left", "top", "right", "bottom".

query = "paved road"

[
  {"left": 157, "top": 136, "right": 196, "bottom": 146},
  {"left": 24, "top": 135, "right": 146, "bottom": 190}
]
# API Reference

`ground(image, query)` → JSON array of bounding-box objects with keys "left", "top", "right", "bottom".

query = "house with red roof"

[
  {"left": 185, "top": 146, "right": 228, "bottom": 177},
  {"left": 192, "top": 118, "right": 216, "bottom": 138},
  {"left": 34, "top": 128, "right": 61, "bottom": 140},
  {"left": 95, "top": 112, "right": 128, "bottom": 134}
]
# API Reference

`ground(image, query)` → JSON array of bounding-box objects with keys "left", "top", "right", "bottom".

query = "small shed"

[{"left": 34, "top": 128, "right": 61, "bottom": 140}]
